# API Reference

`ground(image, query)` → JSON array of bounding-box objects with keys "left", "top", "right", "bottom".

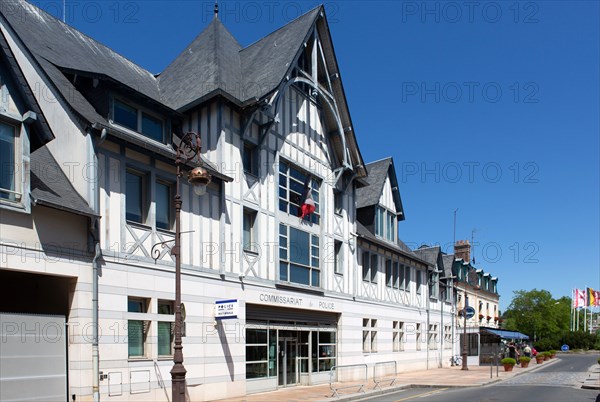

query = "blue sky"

[{"left": 31, "top": 0, "right": 599, "bottom": 312}]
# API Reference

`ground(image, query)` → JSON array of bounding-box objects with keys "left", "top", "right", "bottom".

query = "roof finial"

[{"left": 214, "top": 1, "right": 219, "bottom": 19}]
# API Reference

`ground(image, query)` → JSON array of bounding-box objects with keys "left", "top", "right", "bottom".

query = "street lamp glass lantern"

[{"left": 188, "top": 166, "right": 211, "bottom": 196}]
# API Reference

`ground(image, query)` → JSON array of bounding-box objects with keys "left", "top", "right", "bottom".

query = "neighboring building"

[{"left": 451, "top": 240, "right": 500, "bottom": 366}]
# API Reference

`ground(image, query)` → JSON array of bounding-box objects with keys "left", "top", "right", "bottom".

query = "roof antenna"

[
  {"left": 471, "top": 228, "right": 477, "bottom": 264},
  {"left": 214, "top": 1, "right": 219, "bottom": 19}
]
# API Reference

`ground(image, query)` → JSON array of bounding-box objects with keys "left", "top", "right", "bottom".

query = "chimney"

[{"left": 454, "top": 240, "right": 471, "bottom": 263}]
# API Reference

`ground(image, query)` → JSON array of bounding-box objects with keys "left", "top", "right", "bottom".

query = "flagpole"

[{"left": 570, "top": 288, "right": 574, "bottom": 331}]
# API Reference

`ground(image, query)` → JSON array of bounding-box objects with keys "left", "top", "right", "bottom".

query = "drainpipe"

[{"left": 90, "top": 218, "right": 101, "bottom": 402}]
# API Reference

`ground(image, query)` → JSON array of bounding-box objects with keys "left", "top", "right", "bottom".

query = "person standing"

[{"left": 523, "top": 344, "right": 532, "bottom": 358}]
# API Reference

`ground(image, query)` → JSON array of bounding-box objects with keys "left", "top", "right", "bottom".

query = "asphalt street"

[{"left": 357, "top": 354, "right": 600, "bottom": 402}]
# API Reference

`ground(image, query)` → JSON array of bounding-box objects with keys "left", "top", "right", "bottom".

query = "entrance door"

[{"left": 278, "top": 337, "right": 297, "bottom": 386}]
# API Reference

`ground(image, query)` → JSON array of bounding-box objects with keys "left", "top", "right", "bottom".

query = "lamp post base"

[{"left": 171, "top": 363, "right": 187, "bottom": 402}]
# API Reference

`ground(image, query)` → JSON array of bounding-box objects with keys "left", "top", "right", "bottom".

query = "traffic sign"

[
  {"left": 459, "top": 306, "right": 476, "bottom": 319},
  {"left": 561, "top": 344, "right": 569, "bottom": 352}
]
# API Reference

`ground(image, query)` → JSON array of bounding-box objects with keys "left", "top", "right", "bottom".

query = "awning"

[{"left": 481, "top": 328, "right": 530, "bottom": 340}]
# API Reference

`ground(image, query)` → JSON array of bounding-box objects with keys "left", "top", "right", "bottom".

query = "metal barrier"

[
  {"left": 373, "top": 361, "right": 398, "bottom": 390},
  {"left": 329, "top": 364, "right": 368, "bottom": 397}
]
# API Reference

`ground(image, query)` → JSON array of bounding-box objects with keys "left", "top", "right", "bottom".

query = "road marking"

[{"left": 394, "top": 388, "right": 449, "bottom": 401}]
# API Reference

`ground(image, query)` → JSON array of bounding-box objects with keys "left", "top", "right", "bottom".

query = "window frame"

[
  {"left": 243, "top": 142, "right": 259, "bottom": 176},
  {"left": 333, "top": 240, "right": 343, "bottom": 275},
  {"left": 112, "top": 97, "right": 166, "bottom": 143},
  {"left": 125, "top": 169, "right": 149, "bottom": 225},
  {"left": 0, "top": 119, "right": 21, "bottom": 206},
  {"left": 155, "top": 179, "right": 174, "bottom": 231},
  {"left": 362, "top": 318, "right": 377, "bottom": 353},
  {"left": 279, "top": 224, "right": 320, "bottom": 287},
  {"left": 127, "top": 297, "right": 150, "bottom": 359},
  {"left": 243, "top": 208, "right": 258, "bottom": 253},
  {"left": 278, "top": 160, "right": 320, "bottom": 225},
  {"left": 157, "top": 300, "right": 174, "bottom": 357}
]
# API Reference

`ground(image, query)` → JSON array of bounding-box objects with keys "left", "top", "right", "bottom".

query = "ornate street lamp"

[
  {"left": 461, "top": 285, "right": 480, "bottom": 370},
  {"left": 152, "top": 132, "right": 211, "bottom": 402}
]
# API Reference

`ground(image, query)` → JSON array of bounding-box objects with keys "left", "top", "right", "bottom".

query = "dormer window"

[
  {"left": 113, "top": 98, "right": 164, "bottom": 143},
  {"left": 375, "top": 206, "right": 396, "bottom": 242},
  {"left": 0, "top": 121, "right": 19, "bottom": 203}
]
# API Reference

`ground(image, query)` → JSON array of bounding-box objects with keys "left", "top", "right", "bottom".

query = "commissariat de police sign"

[{"left": 215, "top": 299, "right": 238, "bottom": 320}]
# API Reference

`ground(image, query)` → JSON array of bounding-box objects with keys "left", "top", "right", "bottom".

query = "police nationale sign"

[{"left": 215, "top": 299, "right": 238, "bottom": 319}]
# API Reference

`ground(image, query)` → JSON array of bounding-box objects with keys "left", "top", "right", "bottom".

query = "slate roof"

[
  {"left": 356, "top": 158, "right": 404, "bottom": 216},
  {"left": 442, "top": 254, "right": 456, "bottom": 278},
  {"left": 240, "top": 7, "right": 321, "bottom": 102},
  {"left": 30, "top": 146, "right": 96, "bottom": 217},
  {"left": 159, "top": 18, "right": 243, "bottom": 110},
  {"left": 1, "top": 0, "right": 161, "bottom": 102},
  {"left": 356, "top": 222, "right": 423, "bottom": 263},
  {"left": 0, "top": 28, "right": 54, "bottom": 151},
  {"left": 413, "top": 246, "right": 441, "bottom": 268}
]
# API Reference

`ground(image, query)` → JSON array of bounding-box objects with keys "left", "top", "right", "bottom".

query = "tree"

[{"left": 503, "top": 289, "right": 570, "bottom": 346}]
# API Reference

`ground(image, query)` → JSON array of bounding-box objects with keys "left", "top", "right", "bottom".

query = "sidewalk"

[
  {"left": 582, "top": 363, "right": 600, "bottom": 390},
  {"left": 213, "top": 358, "right": 559, "bottom": 402}
]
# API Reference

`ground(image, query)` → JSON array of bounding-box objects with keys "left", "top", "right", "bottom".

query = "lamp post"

[{"left": 152, "top": 132, "right": 211, "bottom": 402}]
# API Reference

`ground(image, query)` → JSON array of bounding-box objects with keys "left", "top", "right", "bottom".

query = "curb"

[{"left": 581, "top": 365, "right": 600, "bottom": 390}]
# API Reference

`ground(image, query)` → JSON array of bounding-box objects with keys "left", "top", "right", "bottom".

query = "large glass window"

[
  {"left": 312, "top": 331, "right": 336, "bottom": 372},
  {"left": 141, "top": 112, "right": 163, "bottom": 142},
  {"left": 114, "top": 99, "right": 138, "bottom": 131},
  {"left": 243, "top": 142, "right": 258, "bottom": 176},
  {"left": 334, "top": 240, "right": 343, "bottom": 275},
  {"left": 279, "top": 224, "right": 320, "bottom": 287},
  {"left": 0, "top": 122, "right": 17, "bottom": 202},
  {"left": 278, "top": 161, "right": 320, "bottom": 224},
  {"left": 246, "top": 328, "right": 276, "bottom": 379},
  {"left": 399, "top": 264, "right": 411, "bottom": 292},
  {"left": 362, "top": 251, "right": 378, "bottom": 283}
]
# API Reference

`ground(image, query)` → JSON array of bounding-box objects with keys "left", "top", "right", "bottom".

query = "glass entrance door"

[{"left": 278, "top": 337, "right": 297, "bottom": 386}]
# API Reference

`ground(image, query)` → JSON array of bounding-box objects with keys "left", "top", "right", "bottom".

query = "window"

[
  {"left": 155, "top": 181, "right": 172, "bottom": 230},
  {"left": 312, "top": 331, "right": 336, "bottom": 372},
  {"left": 334, "top": 240, "right": 343, "bottom": 275},
  {"left": 157, "top": 300, "right": 174, "bottom": 356},
  {"left": 362, "top": 318, "right": 377, "bottom": 353},
  {"left": 400, "top": 264, "right": 411, "bottom": 292},
  {"left": 334, "top": 190, "right": 343, "bottom": 215},
  {"left": 126, "top": 170, "right": 146, "bottom": 224},
  {"left": 429, "top": 270, "right": 439, "bottom": 299},
  {"left": 243, "top": 142, "right": 258, "bottom": 176},
  {"left": 375, "top": 207, "right": 384, "bottom": 237},
  {"left": 428, "top": 324, "right": 438, "bottom": 350},
  {"left": 375, "top": 206, "right": 396, "bottom": 242},
  {"left": 279, "top": 224, "right": 320, "bottom": 287},
  {"left": 385, "top": 259, "right": 393, "bottom": 287},
  {"left": 245, "top": 328, "right": 270, "bottom": 379},
  {"left": 127, "top": 297, "right": 149, "bottom": 358},
  {"left": 113, "top": 98, "right": 164, "bottom": 143},
  {"left": 416, "top": 323, "right": 422, "bottom": 351},
  {"left": 416, "top": 270, "right": 422, "bottom": 294},
  {"left": 243, "top": 209, "right": 258, "bottom": 253},
  {"left": 278, "top": 161, "right": 320, "bottom": 224},
  {"left": 362, "top": 251, "right": 377, "bottom": 283},
  {"left": 444, "top": 325, "right": 452, "bottom": 349},
  {"left": 393, "top": 321, "right": 404, "bottom": 352},
  {"left": 0, "top": 121, "right": 19, "bottom": 203}
]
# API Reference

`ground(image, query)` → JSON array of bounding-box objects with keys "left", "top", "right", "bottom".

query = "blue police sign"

[{"left": 561, "top": 344, "right": 569, "bottom": 352}]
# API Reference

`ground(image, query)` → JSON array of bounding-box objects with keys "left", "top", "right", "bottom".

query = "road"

[{"left": 358, "top": 354, "right": 599, "bottom": 402}]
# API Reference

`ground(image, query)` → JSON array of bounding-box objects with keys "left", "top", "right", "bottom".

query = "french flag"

[{"left": 298, "top": 176, "right": 315, "bottom": 220}]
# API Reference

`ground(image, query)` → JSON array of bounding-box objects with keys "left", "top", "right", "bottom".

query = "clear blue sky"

[{"left": 33, "top": 0, "right": 599, "bottom": 312}]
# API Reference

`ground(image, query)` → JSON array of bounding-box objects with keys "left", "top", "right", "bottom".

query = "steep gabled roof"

[
  {"left": 356, "top": 158, "right": 405, "bottom": 218},
  {"left": 413, "top": 246, "right": 441, "bottom": 268},
  {"left": 442, "top": 254, "right": 456, "bottom": 278},
  {"left": 159, "top": 18, "right": 243, "bottom": 110},
  {"left": 0, "top": 0, "right": 161, "bottom": 103},
  {"left": 240, "top": 6, "right": 321, "bottom": 101},
  {"left": 0, "top": 27, "right": 54, "bottom": 151}
]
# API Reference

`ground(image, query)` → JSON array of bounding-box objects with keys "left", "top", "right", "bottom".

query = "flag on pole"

[
  {"left": 298, "top": 176, "right": 315, "bottom": 220},
  {"left": 573, "top": 288, "right": 587, "bottom": 308},
  {"left": 587, "top": 288, "right": 600, "bottom": 307}
]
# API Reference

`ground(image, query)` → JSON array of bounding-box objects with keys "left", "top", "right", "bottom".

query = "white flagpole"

[{"left": 570, "top": 288, "right": 574, "bottom": 331}]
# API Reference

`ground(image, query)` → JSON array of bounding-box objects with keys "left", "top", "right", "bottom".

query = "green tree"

[{"left": 503, "top": 289, "right": 570, "bottom": 346}]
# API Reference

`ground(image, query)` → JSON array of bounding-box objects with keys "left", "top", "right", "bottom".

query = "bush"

[
  {"left": 520, "top": 356, "right": 532, "bottom": 363},
  {"left": 534, "top": 338, "right": 556, "bottom": 351},
  {"left": 549, "top": 350, "right": 557, "bottom": 355},
  {"left": 597, "top": 357, "right": 600, "bottom": 365},
  {"left": 501, "top": 357, "right": 516, "bottom": 366},
  {"left": 541, "top": 351, "right": 552, "bottom": 357}
]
